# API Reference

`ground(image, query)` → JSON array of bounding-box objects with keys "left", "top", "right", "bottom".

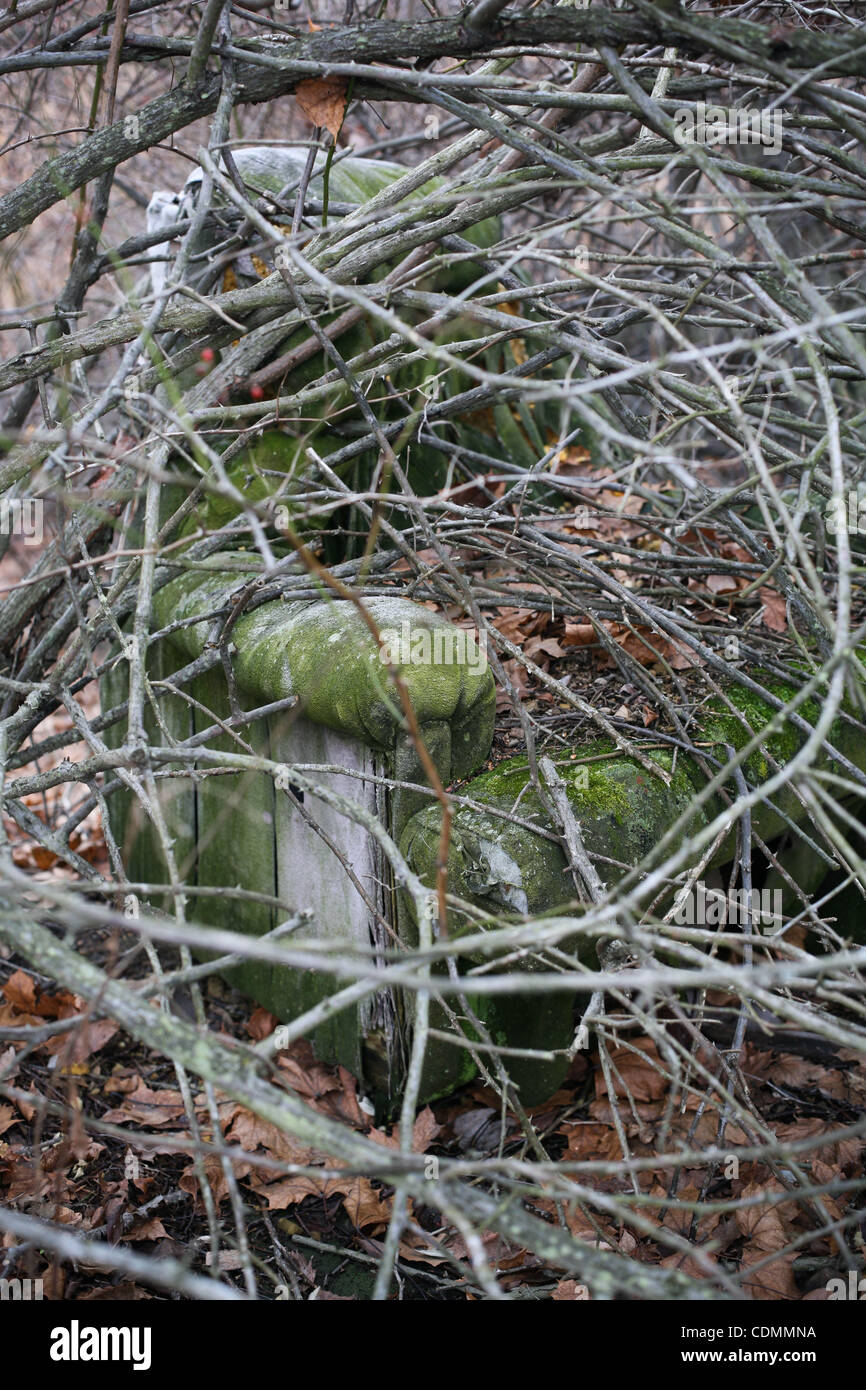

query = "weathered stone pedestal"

[
  {"left": 107, "top": 586, "right": 866, "bottom": 1109},
  {"left": 399, "top": 674, "right": 866, "bottom": 1097},
  {"left": 104, "top": 557, "right": 495, "bottom": 1105}
]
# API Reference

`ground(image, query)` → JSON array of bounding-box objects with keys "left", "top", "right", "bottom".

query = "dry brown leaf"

[
  {"left": 23, "top": 846, "right": 59, "bottom": 870},
  {"left": 44, "top": 1019, "right": 119, "bottom": 1062},
  {"left": 38, "top": 1266, "right": 66, "bottom": 1300},
  {"left": 835, "top": 1137, "right": 866, "bottom": 1175},
  {"left": 565, "top": 1121, "right": 627, "bottom": 1164},
  {"left": 446, "top": 1228, "right": 515, "bottom": 1265},
  {"left": 103, "top": 1074, "right": 137, "bottom": 1094},
  {"left": 808, "top": 1161, "right": 845, "bottom": 1223},
  {"left": 562, "top": 619, "right": 703, "bottom": 671},
  {"left": 275, "top": 1044, "right": 366, "bottom": 1126},
  {"left": 368, "top": 1104, "right": 441, "bottom": 1157},
  {"left": 595, "top": 1039, "right": 667, "bottom": 1104},
  {"left": 552, "top": 1280, "right": 590, "bottom": 1300},
  {"left": 252, "top": 1170, "right": 390, "bottom": 1231},
  {"left": 659, "top": 1250, "right": 719, "bottom": 1282},
  {"left": 205, "top": 1249, "right": 245, "bottom": 1270},
  {"left": 705, "top": 573, "right": 739, "bottom": 595},
  {"left": 225, "top": 1106, "right": 319, "bottom": 1169},
  {"left": 296, "top": 77, "right": 348, "bottom": 138},
  {"left": 123, "top": 1216, "right": 169, "bottom": 1242},
  {"left": 647, "top": 1182, "right": 721, "bottom": 1242},
  {"left": 397, "top": 1233, "right": 450, "bottom": 1266},
  {"left": 735, "top": 1182, "right": 799, "bottom": 1300},
  {"left": 15, "top": 1088, "right": 36, "bottom": 1121},
  {"left": 250, "top": 1174, "right": 325, "bottom": 1210},
  {"left": 749, "top": 1049, "right": 865, "bottom": 1106},
  {"left": 500, "top": 658, "right": 532, "bottom": 699},
  {"left": 340, "top": 1175, "right": 390, "bottom": 1230},
  {"left": 412, "top": 1105, "right": 441, "bottom": 1153},
  {"left": 562, "top": 621, "right": 595, "bottom": 648},
  {"left": 246, "top": 1006, "right": 278, "bottom": 1042},
  {"left": 0, "top": 1047, "right": 18, "bottom": 1085},
  {"left": 30, "top": 988, "right": 80, "bottom": 1020},
  {"left": 179, "top": 1153, "right": 251, "bottom": 1207},
  {"left": 760, "top": 586, "right": 787, "bottom": 632},
  {"left": 551, "top": 446, "right": 591, "bottom": 476},
  {"left": 101, "top": 1079, "right": 187, "bottom": 1127},
  {"left": 524, "top": 635, "right": 566, "bottom": 661},
  {"left": 3, "top": 969, "right": 37, "bottom": 1013},
  {"left": 366, "top": 1125, "right": 399, "bottom": 1151}
]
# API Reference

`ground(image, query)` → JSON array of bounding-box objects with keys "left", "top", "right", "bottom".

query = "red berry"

[
  {"left": 200, "top": 347, "right": 215, "bottom": 363},
  {"left": 249, "top": 383, "right": 265, "bottom": 400}
]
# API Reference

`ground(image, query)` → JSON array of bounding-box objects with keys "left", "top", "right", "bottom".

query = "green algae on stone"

[
  {"left": 152, "top": 567, "right": 495, "bottom": 756},
  {"left": 397, "top": 745, "right": 706, "bottom": 1103},
  {"left": 402, "top": 677, "right": 866, "bottom": 941},
  {"left": 397, "top": 677, "right": 866, "bottom": 1102},
  {"left": 424, "top": 744, "right": 705, "bottom": 911}
]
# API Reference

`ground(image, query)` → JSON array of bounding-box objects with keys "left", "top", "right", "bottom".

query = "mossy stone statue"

[{"left": 152, "top": 145, "right": 600, "bottom": 552}]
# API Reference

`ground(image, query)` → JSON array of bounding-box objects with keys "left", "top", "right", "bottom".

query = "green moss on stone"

[
  {"left": 153, "top": 571, "right": 495, "bottom": 758},
  {"left": 397, "top": 674, "right": 866, "bottom": 1102}
]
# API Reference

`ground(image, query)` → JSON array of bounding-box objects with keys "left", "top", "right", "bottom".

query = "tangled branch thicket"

[{"left": 1, "top": 0, "right": 865, "bottom": 1302}]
